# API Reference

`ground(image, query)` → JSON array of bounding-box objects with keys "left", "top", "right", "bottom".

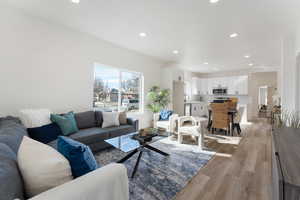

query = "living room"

[{"left": 1, "top": 1, "right": 300, "bottom": 200}]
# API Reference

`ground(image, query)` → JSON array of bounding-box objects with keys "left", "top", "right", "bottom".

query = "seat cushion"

[
  {"left": 47, "top": 139, "right": 58, "bottom": 150},
  {"left": 69, "top": 128, "right": 109, "bottom": 145},
  {"left": 102, "top": 125, "right": 135, "bottom": 138},
  {"left": 57, "top": 136, "right": 98, "bottom": 178},
  {"left": 156, "top": 121, "right": 170, "bottom": 129},
  {"left": 0, "top": 143, "right": 25, "bottom": 200},
  {"left": 27, "top": 123, "right": 62, "bottom": 144},
  {"left": 74, "top": 111, "right": 96, "bottom": 129}
]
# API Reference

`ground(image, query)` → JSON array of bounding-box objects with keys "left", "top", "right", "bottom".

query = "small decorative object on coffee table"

[{"left": 105, "top": 129, "right": 169, "bottom": 178}]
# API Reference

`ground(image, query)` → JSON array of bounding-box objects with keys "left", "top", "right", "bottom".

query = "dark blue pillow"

[
  {"left": 159, "top": 110, "right": 173, "bottom": 121},
  {"left": 57, "top": 136, "right": 98, "bottom": 178},
  {"left": 27, "top": 123, "right": 62, "bottom": 144}
]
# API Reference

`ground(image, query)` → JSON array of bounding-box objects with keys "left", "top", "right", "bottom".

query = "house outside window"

[{"left": 93, "top": 63, "right": 144, "bottom": 113}]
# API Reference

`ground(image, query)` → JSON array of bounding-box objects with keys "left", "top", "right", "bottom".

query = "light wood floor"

[{"left": 175, "top": 120, "right": 272, "bottom": 200}]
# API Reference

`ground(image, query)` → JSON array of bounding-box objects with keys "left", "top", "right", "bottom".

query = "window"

[{"left": 93, "top": 64, "right": 143, "bottom": 113}]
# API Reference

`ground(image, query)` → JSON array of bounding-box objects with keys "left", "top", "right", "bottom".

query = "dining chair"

[
  {"left": 228, "top": 97, "right": 238, "bottom": 110},
  {"left": 233, "top": 106, "right": 244, "bottom": 135},
  {"left": 211, "top": 102, "right": 230, "bottom": 135}
]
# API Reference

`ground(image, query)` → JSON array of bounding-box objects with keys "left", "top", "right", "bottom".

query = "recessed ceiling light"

[
  {"left": 173, "top": 50, "right": 179, "bottom": 54},
  {"left": 244, "top": 55, "right": 251, "bottom": 58},
  {"left": 248, "top": 63, "right": 254, "bottom": 66},
  {"left": 204, "top": 62, "right": 209, "bottom": 65},
  {"left": 139, "top": 32, "right": 147, "bottom": 37},
  {"left": 70, "top": 0, "right": 80, "bottom": 4},
  {"left": 229, "top": 33, "right": 238, "bottom": 38},
  {"left": 210, "top": 0, "right": 220, "bottom": 3}
]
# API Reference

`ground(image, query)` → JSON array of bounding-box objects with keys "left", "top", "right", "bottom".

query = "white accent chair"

[
  {"left": 153, "top": 113, "right": 179, "bottom": 133},
  {"left": 177, "top": 116, "right": 206, "bottom": 149}
]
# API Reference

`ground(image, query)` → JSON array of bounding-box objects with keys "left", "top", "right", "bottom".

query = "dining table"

[{"left": 207, "top": 107, "right": 237, "bottom": 136}]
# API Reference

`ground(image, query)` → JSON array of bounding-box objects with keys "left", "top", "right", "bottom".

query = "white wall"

[
  {"left": 0, "top": 5, "right": 163, "bottom": 128},
  {"left": 280, "top": 34, "right": 298, "bottom": 112},
  {"left": 248, "top": 72, "right": 277, "bottom": 120}
]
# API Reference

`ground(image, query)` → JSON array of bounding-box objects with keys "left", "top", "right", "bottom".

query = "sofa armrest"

[
  {"left": 127, "top": 118, "right": 139, "bottom": 131},
  {"left": 30, "top": 164, "right": 129, "bottom": 200}
]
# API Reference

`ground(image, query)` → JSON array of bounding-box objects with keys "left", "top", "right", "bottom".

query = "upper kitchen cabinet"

[
  {"left": 192, "top": 77, "right": 199, "bottom": 95},
  {"left": 192, "top": 75, "right": 248, "bottom": 95},
  {"left": 235, "top": 76, "right": 248, "bottom": 95}
]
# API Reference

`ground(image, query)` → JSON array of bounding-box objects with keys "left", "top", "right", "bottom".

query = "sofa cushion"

[
  {"left": 27, "top": 123, "right": 62, "bottom": 144},
  {"left": 51, "top": 112, "right": 79, "bottom": 136},
  {"left": 0, "top": 116, "right": 22, "bottom": 127},
  {"left": 102, "top": 112, "right": 120, "bottom": 128},
  {"left": 159, "top": 110, "right": 173, "bottom": 121},
  {"left": 69, "top": 128, "right": 109, "bottom": 144},
  {"left": 0, "top": 121, "right": 27, "bottom": 153},
  {"left": 118, "top": 112, "right": 127, "bottom": 125},
  {"left": 102, "top": 125, "right": 135, "bottom": 138},
  {"left": 0, "top": 143, "right": 25, "bottom": 200},
  {"left": 95, "top": 111, "right": 103, "bottom": 127},
  {"left": 57, "top": 136, "right": 98, "bottom": 178},
  {"left": 19, "top": 109, "right": 52, "bottom": 128},
  {"left": 47, "top": 139, "right": 58, "bottom": 150},
  {"left": 18, "top": 136, "right": 73, "bottom": 198},
  {"left": 75, "top": 111, "right": 96, "bottom": 129}
]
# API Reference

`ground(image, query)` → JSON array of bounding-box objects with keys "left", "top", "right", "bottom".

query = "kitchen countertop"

[{"left": 185, "top": 101, "right": 206, "bottom": 104}]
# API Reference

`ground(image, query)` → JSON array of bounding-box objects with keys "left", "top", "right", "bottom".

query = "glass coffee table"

[{"left": 105, "top": 132, "right": 169, "bottom": 178}]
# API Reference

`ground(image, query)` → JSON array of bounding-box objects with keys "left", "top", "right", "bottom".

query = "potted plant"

[{"left": 147, "top": 86, "right": 171, "bottom": 113}]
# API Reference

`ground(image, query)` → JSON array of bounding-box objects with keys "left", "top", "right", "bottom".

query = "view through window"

[{"left": 93, "top": 64, "right": 143, "bottom": 112}]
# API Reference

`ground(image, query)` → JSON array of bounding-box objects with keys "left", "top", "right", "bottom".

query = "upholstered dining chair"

[
  {"left": 211, "top": 102, "right": 230, "bottom": 135},
  {"left": 233, "top": 106, "right": 245, "bottom": 135},
  {"left": 153, "top": 112, "right": 178, "bottom": 133}
]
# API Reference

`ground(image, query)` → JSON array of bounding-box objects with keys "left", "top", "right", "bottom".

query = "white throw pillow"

[
  {"left": 18, "top": 136, "right": 73, "bottom": 197},
  {"left": 102, "top": 112, "right": 120, "bottom": 128},
  {"left": 19, "top": 109, "right": 51, "bottom": 128}
]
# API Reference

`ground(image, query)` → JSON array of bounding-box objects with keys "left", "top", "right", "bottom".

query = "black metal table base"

[{"left": 117, "top": 144, "right": 169, "bottom": 178}]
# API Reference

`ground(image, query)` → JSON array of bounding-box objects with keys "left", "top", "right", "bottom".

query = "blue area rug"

[{"left": 95, "top": 137, "right": 214, "bottom": 200}]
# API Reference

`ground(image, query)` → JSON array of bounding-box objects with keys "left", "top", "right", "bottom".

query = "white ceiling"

[{"left": 3, "top": 0, "right": 300, "bottom": 73}]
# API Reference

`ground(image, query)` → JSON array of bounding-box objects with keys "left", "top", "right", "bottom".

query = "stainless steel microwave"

[{"left": 212, "top": 88, "right": 227, "bottom": 95}]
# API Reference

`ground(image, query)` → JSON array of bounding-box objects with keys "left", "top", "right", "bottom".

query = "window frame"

[{"left": 93, "top": 63, "right": 144, "bottom": 113}]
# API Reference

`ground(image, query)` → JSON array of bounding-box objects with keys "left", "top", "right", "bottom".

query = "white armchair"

[
  {"left": 153, "top": 113, "right": 178, "bottom": 133},
  {"left": 177, "top": 116, "right": 204, "bottom": 149}
]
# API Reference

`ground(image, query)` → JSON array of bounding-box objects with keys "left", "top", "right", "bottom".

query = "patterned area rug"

[{"left": 95, "top": 137, "right": 215, "bottom": 200}]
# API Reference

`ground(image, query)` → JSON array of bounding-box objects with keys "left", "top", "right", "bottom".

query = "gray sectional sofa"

[
  {"left": 0, "top": 111, "right": 138, "bottom": 200},
  {"left": 48, "top": 111, "right": 139, "bottom": 152}
]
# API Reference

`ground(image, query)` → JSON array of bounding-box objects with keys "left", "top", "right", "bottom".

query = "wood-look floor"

[{"left": 175, "top": 120, "right": 272, "bottom": 200}]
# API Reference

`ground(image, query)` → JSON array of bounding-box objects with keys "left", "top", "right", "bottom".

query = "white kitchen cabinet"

[
  {"left": 191, "top": 75, "right": 248, "bottom": 96},
  {"left": 199, "top": 78, "right": 208, "bottom": 95},
  {"left": 192, "top": 77, "right": 199, "bottom": 95}
]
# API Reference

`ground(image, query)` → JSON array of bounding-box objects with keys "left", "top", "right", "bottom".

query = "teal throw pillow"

[{"left": 50, "top": 112, "right": 79, "bottom": 135}]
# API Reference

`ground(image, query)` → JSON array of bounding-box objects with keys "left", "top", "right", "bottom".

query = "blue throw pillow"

[
  {"left": 57, "top": 136, "right": 98, "bottom": 178},
  {"left": 27, "top": 123, "right": 62, "bottom": 144},
  {"left": 50, "top": 112, "right": 79, "bottom": 136},
  {"left": 159, "top": 110, "right": 173, "bottom": 121}
]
